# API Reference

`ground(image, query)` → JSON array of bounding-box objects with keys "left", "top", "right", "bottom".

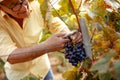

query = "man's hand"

[
  {"left": 63, "top": 30, "right": 83, "bottom": 43},
  {"left": 43, "top": 32, "right": 70, "bottom": 52},
  {"left": 71, "top": 31, "right": 82, "bottom": 43}
]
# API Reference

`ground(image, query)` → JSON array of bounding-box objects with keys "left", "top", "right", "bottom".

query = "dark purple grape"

[
  {"left": 72, "top": 62, "right": 78, "bottom": 66},
  {"left": 75, "top": 42, "right": 83, "bottom": 48},
  {"left": 64, "top": 42, "right": 73, "bottom": 48},
  {"left": 64, "top": 41, "right": 87, "bottom": 66}
]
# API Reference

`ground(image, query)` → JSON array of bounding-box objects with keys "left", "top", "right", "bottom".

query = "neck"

[
  {"left": 9, "top": 14, "right": 23, "bottom": 28},
  {"left": 14, "top": 18, "right": 23, "bottom": 28}
]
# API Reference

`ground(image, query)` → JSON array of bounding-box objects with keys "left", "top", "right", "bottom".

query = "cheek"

[
  {"left": 12, "top": 5, "right": 21, "bottom": 11},
  {"left": 12, "top": 9, "right": 30, "bottom": 18}
]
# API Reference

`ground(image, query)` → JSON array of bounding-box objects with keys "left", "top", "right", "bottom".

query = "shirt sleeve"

[{"left": 0, "top": 27, "right": 17, "bottom": 62}]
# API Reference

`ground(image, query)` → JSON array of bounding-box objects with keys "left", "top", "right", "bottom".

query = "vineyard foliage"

[
  {"left": 38, "top": 0, "right": 120, "bottom": 80},
  {"left": 0, "top": 0, "right": 119, "bottom": 80}
]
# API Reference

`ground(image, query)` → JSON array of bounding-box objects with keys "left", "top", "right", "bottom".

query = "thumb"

[{"left": 55, "top": 32, "right": 66, "bottom": 37}]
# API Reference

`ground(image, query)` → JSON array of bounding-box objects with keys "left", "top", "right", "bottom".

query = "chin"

[
  {"left": 16, "top": 13, "right": 29, "bottom": 19},
  {"left": 17, "top": 15, "right": 28, "bottom": 19}
]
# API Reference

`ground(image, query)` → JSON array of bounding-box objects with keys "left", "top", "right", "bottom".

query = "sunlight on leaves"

[
  {"left": 98, "top": 72, "right": 112, "bottom": 80},
  {"left": 113, "top": 60, "right": 120, "bottom": 80},
  {"left": 90, "top": 50, "right": 115, "bottom": 74}
]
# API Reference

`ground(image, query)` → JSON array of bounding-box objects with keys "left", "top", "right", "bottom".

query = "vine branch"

[
  {"left": 78, "top": 0, "right": 82, "bottom": 11},
  {"left": 68, "top": 0, "right": 82, "bottom": 32}
]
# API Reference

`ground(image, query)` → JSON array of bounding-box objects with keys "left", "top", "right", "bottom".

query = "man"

[{"left": 0, "top": 0, "right": 82, "bottom": 80}]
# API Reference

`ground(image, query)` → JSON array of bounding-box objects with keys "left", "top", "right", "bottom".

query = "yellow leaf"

[{"left": 62, "top": 70, "right": 77, "bottom": 80}]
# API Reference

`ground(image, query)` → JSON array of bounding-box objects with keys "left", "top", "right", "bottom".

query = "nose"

[
  {"left": 20, "top": 4, "right": 28, "bottom": 12},
  {"left": 12, "top": 3, "right": 28, "bottom": 12}
]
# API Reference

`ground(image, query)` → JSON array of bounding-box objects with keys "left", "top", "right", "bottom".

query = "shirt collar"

[{"left": 0, "top": 10, "right": 7, "bottom": 17}]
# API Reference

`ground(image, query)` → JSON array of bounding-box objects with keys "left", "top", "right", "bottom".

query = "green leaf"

[
  {"left": 83, "top": 58, "right": 92, "bottom": 70},
  {"left": 99, "top": 72, "right": 112, "bottom": 80},
  {"left": 90, "top": 58, "right": 110, "bottom": 73},
  {"left": 29, "top": 77, "right": 39, "bottom": 80},
  {"left": 90, "top": 0, "right": 107, "bottom": 17},
  {"left": 90, "top": 50, "right": 115, "bottom": 74},
  {"left": 58, "top": 0, "right": 73, "bottom": 15},
  {"left": 62, "top": 67, "right": 82, "bottom": 80},
  {"left": 0, "top": 59, "right": 4, "bottom": 67},
  {"left": 52, "top": 8, "right": 68, "bottom": 17},
  {"left": 113, "top": 60, "right": 120, "bottom": 80},
  {"left": 40, "top": 33, "right": 51, "bottom": 42},
  {"left": 101, "top": 50, "right": 115, "bottom": 60},
  {"left": 39, "top": 0, "right": 48, "bottom": 20},
  {"left": 21, "top": 74, "right": 40, "bottom": 80},
  {"left": 71, "top": 0, "right": 80, "bottom": 10},
  {"left": 62, "top": 70, "right": 77, "bottom": 80},
  {"left": 38, "top": 0, "right": 44, "bottom": 3}
]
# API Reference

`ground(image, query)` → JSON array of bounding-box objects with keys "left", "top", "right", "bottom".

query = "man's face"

[{"left": 0, "top": 0, "right": 30, "bottom": 18}]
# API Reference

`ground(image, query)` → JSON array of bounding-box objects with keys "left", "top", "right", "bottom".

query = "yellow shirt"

[{"left": 0, "top": 1, "right": 68, "bottom": 80}]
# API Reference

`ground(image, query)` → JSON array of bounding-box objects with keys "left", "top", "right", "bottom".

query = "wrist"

[
  {"left": 30, "top": 42, "right": 49, "bottom": 57},
  {"left": 38, "top": 42, "right": 50, "bottom": 53}
]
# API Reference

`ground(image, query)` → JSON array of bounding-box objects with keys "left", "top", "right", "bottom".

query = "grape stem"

[
  {"left": 78, "top": 0, "right": 82, "bottom": 11},
  {"left": 77, "top": 61, "right": 84, "bottom": 74},
  {"left": 68, "top": 0, "right": 82, "bottom": 32},
  {"left": 81, "top": 71, "right": 88, "bottom": 80}
]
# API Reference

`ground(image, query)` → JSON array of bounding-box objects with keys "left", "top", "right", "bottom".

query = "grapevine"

[
  {"left": 38, "top": 0, "right": 120, "bottom": 80},
  {"left": 0, "top": 0, "right": 119, "bottom": 80}
]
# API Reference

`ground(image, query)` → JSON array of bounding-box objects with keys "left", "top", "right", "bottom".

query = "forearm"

[
  {"left": 7, "top": 32, "right": 70, "bottom": 64},
  {"left": 7, "top": 42, "right": 49, "bottom": 64}
]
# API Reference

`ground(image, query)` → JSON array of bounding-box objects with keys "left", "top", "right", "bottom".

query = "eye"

[
  {"left": 9, "top": 2, "right": 18, "bottom": 8},
  {"left": 3, "top": 1, "right": 18, "bottom": 9},
  {"left": 18, "top": 0, "right": 23, "bottom": 4}
]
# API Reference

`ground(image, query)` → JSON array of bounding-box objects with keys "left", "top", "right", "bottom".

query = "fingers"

[
  {"left": 55, "top": 32, "right": 66, "bottom": 37},
  {"left": 62, "top": 38, "right": 70, "bottom": 43},
  {"left": 54, "top": 32, "right": 70, "bottom": 42},
  {"left": 75, "top": 32, "right": 82, "bottom": 42},
  {"left": 71, "top": 32, "right": 82, "bottom": 43}
]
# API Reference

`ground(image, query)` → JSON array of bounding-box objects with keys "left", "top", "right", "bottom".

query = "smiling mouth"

[
  {"left": 19, "top": 11, "right": 28, "bottom": 14},
  {"left": 17, "top": 11, "right": 29, "bottom": 18},
  {"left": 18, "top": 8, "right": 30, "bottom": 14}
]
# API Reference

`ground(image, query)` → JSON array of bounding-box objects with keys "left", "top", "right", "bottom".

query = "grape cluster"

[{"left": 64, "top": 41, "right": 86, "bottom": 66}]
